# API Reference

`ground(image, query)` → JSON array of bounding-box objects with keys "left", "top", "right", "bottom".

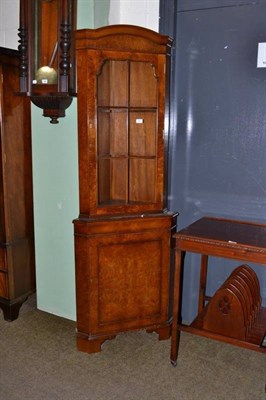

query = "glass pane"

[
  {"left": 129, "top": 111, "right": 156, "bottom": 157},
  {"left": 98, "top": 60, "right": 128, "bottom": 107},
  {"left": 33, "top": 0, "right": 58, "bottom": 85},
  {"left": 130, "top": 62, "right": 157, "bottom": 108},
  {"left": 98, "top": 109, "right": 128, "bottom": 156},
  {"left": 98, "top": 159, "right": 128, "bottom": 205},
  {"left": 129, "top": 159, "right": 156, "bottom": 203},
  {"left": 98, "top": 159, "right": 111, "bottom": 204}
]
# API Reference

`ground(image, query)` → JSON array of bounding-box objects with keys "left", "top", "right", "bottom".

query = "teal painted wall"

[
  {"left": 32, "top": 1, "right": 96, "bottom": 320},
  {"left": 94, "top": 0, "right": 110, "bottom": 27}
]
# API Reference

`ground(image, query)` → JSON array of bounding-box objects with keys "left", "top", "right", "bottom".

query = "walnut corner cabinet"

[
  {"left": 74, "top": 25, "right": 177, "bottom": 354},
  {"left": 0, "top": 47, "right": 35, "bottom": 321}
]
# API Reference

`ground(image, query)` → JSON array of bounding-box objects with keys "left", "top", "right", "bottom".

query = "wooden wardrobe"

[{"left": 0, "top": 47, "right": 35, "bottom": 321}]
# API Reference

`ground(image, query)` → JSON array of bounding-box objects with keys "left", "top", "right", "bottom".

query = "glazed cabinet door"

[{"left": 77, "top": 50, "right": 167, "bottom": 217}]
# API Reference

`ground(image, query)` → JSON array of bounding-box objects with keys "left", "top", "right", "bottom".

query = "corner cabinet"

[
  {"left": 0, "top": 48, "right": 35, "bottom": 321},
  {"left": 74, "top": 26, "right": 177, "bottom": 353}
]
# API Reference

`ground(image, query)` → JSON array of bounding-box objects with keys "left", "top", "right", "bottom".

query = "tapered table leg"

[
  {"left": 198, "top": 255, "right": 208, "bottom": 314},
  {"left": 170, "top": 249, "right": 184, "bottom": 366}
]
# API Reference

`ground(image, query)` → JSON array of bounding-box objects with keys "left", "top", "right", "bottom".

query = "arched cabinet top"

[{"left": 75, "top": 24, "right": 173, "bottom": 55}]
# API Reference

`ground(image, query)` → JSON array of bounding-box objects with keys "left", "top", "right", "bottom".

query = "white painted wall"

[
  {"left": 109, "top": 0, "right": 159, "bottom": 31},
  {"left": 30, "top": 2, "right": 93, "bottom": 321},
  {"left": 0, "top": 0, "right": 159, "bottom": 48},
  {"left": 0, "top": 0, "right": 159, "bottom": 320},
  {"left": 0, "top": 0, "right": 19, "bottom": 49}
]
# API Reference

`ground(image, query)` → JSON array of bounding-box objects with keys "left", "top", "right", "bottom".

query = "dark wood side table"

[{"left": 170, "top": 216, "right": 266, "bottom": 366}]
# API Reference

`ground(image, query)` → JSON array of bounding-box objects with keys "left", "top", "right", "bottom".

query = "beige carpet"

[{"left": 0, "top": 295, "right": 265, "bottom": 400}]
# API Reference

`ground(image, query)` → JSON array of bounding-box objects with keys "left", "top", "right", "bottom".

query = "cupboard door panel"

[
  {"left": 98, "top": 239, "right": 162, "bottom": 325},
  {"left": 74, "top": 215, "right": 176, "bottom": 337}
]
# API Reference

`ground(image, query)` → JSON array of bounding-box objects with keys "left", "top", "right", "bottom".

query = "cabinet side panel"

[
  {"left": 75, "top": 235, "right": 91, "bottom": 333},
  {"left": 0, "top": 49, "right": 35, "bottom": 301},
  {"left": 0, "top": 64, "right": 5, "bottom": 242},
  {"left": 0, "top": 271, "right": 8, "bottom": 298},
  {"left": 1, "top": 57, "right": 34, "bottom": 242}
]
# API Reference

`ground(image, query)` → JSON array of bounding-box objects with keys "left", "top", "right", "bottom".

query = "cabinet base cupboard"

[
  {"left": 0, "top": 48, "right": 35, "bottom": 321},
  {"left": 74, "top": 26, "right": 176, "bottom": 353},
  {"left": 74, "top": 213, "right": 177, "bottom": 353}
]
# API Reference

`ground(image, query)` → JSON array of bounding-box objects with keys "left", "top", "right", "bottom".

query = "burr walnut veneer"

[{"left": 74, "top": 25, "right": 177, "bottom": 353}]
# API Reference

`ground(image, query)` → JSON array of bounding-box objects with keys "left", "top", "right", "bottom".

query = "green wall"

[
  {"left": 94, "top": 0, "right": 110, "bottom": 27},
  {"left": 32, "top": 0, "right": 104, "bottom": 320}
]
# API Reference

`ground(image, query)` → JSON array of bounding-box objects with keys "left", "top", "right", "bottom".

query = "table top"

[{"left": 174, "top": 217, "right": 266, "bottom": 261}]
